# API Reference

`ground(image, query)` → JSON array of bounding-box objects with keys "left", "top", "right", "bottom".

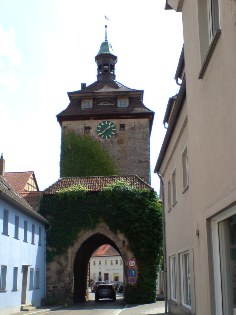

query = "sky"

[{"left": 0, "top": 0, "right": 183, "bottom": 193}]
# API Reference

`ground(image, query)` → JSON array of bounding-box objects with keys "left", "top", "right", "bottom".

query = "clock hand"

[{"left": 99, "top": 125, "right": 112, "bottom": 135}]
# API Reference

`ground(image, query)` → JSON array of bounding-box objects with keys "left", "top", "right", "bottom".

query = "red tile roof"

[
  {"left": 92, "top": 245, "right": 120, "bottom": 257},
  {"left": 43, "top": 175, "right": 152, "bottom": 195},
  {"left": 0, "top": 175, "right": 47, "bottom": 224},
  {"left": 20, "top": 191, "right": 43, "bottom": 212},
  {"left": 4, "top": 171, "right": 39, "bottom": 192}
]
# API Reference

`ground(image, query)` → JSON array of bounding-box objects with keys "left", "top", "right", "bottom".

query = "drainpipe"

[{"left": 158, "top": 173, "right": 168, "bottom": 314}]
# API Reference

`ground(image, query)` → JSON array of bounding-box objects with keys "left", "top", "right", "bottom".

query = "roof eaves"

[
  {"left": 0, "top": 190, "right": 47, "bottom": 224},
  {"left": 174, "top": 45, "right": 185, "bottom": 82},
  {"left": 155, "top": 77, "right": 186, "bottom": 173},
  {"left": 163, "top": 95, "right": 177, "bottom": 126},
  {"left": 165, "top": 2, "right": 173, "bottom": 10}
]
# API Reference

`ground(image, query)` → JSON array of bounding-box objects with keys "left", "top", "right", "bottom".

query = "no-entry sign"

[{"left": 128, "top": 257, "right": 136, "bottom": 269}]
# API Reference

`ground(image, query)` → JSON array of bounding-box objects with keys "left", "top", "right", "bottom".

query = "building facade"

[
  {"left": 156, "top": 1, "right": 236, "bottom": 314},
  {"left": 57, "top": 32, "right": 154, "bottom": 183},
  {"left": 0, "top": 173, "right": 47, "bottom": 315},
  {"left": 89, "top": 244, "right": 123, "bottom": 283}
]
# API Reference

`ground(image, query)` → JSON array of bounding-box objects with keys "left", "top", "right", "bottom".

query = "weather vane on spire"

[{"left": 105, "top": 16, "right": 109, "bottom": 41}]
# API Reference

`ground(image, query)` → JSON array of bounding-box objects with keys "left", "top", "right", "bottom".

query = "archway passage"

[{"left": 73, "top": 233, "right": 121, "bottom": 303}]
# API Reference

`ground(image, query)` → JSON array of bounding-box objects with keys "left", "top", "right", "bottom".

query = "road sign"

[
  {"left": 128, "top": 276, "right": 137, "bottom": 285},
  {"left": 128, "top": 269, "right": 136, "bottom": 277},
  {"left": 128, "top": 257, "right": 136, "bottom": 269}
]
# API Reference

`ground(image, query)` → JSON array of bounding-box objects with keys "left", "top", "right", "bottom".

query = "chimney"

[
  {"left": 0, "top": 153, "right": 5, "bottom": 176},
  {"left": 81, "top": 83, "right": 86, "bottom": 90}
]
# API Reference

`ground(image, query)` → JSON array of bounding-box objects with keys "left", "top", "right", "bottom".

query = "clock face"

[{"left": 96, "top": 121, "right": 116, "bottom": 139}]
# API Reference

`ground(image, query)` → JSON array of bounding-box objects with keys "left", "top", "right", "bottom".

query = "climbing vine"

[
  {"left": 39, "top": 181, "right": 162, "bottom": 304},
  {"left": 60, "top": 131, "right": 116, "bottom": 177}
]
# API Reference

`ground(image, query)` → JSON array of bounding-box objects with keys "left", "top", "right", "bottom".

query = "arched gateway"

[{"left": 40, "top": 176, "right": 162, "bottom": 304}]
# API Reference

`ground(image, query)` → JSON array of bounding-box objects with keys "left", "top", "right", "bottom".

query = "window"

[
  {"left": 170, "top": 255, "right": 177, "bottom": 301},
  {"left": 198, "top": 0, "right": 221, "bottom": 77},
  {"left": 111, "top": 260, "right": 113, "bottom": 266},
  {"left": 208, "top": 0, "right": 220, "bottom": 42},
  {"left": 84, "top": 126, "right": 91, "bottom": 134},
  {"left": 172, "top": 170, "right": 177, "bottom": 206},
  {"left": 31, "top": 224, "right": 35, "bottom": 244},
  {"left": 24, "top": 220, "right": 28, "bottom": 242},
  {"left": 212, "top": 209, "right": 236, "bottom": 315},
  {"left": 105, "top": 260, "right": 107, "bottom": 266},
  {"left": 29, "top": 268, "right": 34, "bottom": 290},
  {"left": 116, "top": 260, "right": 118, "bottom": 265},
  {"left": 35, "top": 269, "right": 40, "bottom": 289},
  {"left": 182, "top": 147, "right": 189, "bottom": 191},
  {"left": 81, "top": 99, "right": 93, "bottom": 110},
  {"left": 99, "top": 261, "right": 101, "bottom": 265},
  {"left": 14, "top": 216, "right": 19, "bottom": 239},
  {"left": 38, "top": 227, "right": 42, "bottom": 245},
  {"left": 180, "top": 252, "right": 191, "bottom": 308},
  {"left": 0, "top": 265, "right": 7, "bottom": 291},
  {"left": 2, "top": 209, "right": 9, "bottom": 235},
  {"left": 117, "top": 98, "right": 129, "bottom": 108},
  {"left": 93, "top": 261, "right": 96, "bottom": 266},
  {"left": 168, "top": 180, "right": 171, "bottom": 210},
  {"left": 120, "top": 124, "right": 126, "bottom": 131},
  {"left": 13, "top": 267, "right": 18, "bottom": 291}
]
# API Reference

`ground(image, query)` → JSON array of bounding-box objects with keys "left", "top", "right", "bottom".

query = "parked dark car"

[
  {"left": 95, "top": 284, "right": 116, "bottom": 301},
  {"left": 91, "top": 281, "right": 106, "bottom": 293}
]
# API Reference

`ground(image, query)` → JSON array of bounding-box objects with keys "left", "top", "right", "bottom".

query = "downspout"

[{"left": 158, "top": 173, "right": 168, "bottom": 314}]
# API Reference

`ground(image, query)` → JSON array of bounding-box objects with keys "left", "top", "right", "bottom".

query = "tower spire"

[{"left": 95, "top": 18, "right": 117, "bottom": 81}]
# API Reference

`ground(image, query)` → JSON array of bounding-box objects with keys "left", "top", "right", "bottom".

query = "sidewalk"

[{"left": 12, "top": 305, "right": 63, "bottom": 315}]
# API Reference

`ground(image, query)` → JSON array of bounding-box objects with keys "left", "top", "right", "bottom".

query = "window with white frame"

[
  {"left": 14, "top": 215, "right": 19, "bottom": 239},
  {"left": 170, "top": 255, "right": 177, "bottom": 300},
  {"left": 117, "top": 98, "right": 129, "bottom": 108},
  {"left": 3, "top": 209, "right": 9, "bottom": 235},
  {"left": 168, "top": 179, "right": 171, "bottom": 210},
  {"left": 35, "top": 269, "right": 40, "bottom": 289},
  {"left": 172, "top": 170, "right": 177, "bottom": 206},
  {"left": 13, "top": 267, "right": 18, "bottom": 291},
  {"left": 182, "top": 147, "right": 189, "bottom": 191},
  {"left": 0, "top": 265, "right": 7, "bottom": 291},
  {"left": 212, "top": 209, "right": 236, "bottom": 315},
  {"left": 180, "top": 251, "right": 191, "bottom": 308},
  {"left": 24, "top": 220, "right": 28, "bottom": 242},
  {"left": 81, "top": 99, "right": 93, "bottom": 110},
  {"left": 29, "top": 268, "right": 34, "bottom": 290}
]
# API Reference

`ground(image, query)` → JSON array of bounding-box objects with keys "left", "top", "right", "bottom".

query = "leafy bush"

[{"left": 60, "top": 131, "right": 116, "bottom": 177}]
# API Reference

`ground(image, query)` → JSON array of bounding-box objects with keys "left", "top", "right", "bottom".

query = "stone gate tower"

[{"left": 57, "top": 28, "right": 154, "bottom": 183}]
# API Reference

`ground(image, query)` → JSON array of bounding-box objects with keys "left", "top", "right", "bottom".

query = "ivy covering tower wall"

[
  {"left": 39, "top": 181, "right": 162, "bottom": 304},
  {"left": 60, "top": 131, "right": 116, "bottom": 177}
]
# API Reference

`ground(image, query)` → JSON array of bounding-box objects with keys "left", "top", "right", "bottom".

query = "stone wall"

[{"left": 61, "top": 117, "right": 150, "bottom": 183}]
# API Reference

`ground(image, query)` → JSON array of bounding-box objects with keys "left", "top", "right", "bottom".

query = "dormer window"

[
  {"left": 117, "top": 98, "right": 129, "bottom": 108},
  {"left": 81, "top": 99, "right": 93, "bottom": 110}
]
